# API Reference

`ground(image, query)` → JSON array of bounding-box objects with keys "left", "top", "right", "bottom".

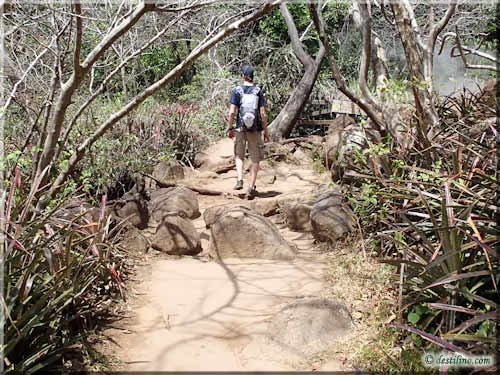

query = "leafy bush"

[
  {"left": 2, "top": 168, "right": 127, "bottom": 373},
  {"left": 61, "top": 95, "right": 212, "bottom": 199},
  {"left": 343, "top": 87, "right": 498, "bottom": 359},
  {"left": 158, "top": 103, "right": 209, "bottom": 166}
]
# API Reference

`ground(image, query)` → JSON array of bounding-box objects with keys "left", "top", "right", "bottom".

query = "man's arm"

[
  {"left": 228, "top": 104, "right": 238, "bottom": 139},
  {"left": 260, "top": 106, "right": 269, "bottom": 143}
]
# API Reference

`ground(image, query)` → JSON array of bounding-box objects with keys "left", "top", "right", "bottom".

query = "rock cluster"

[{"left": 284, "top": 185, "right": 356, "bottom": 243}]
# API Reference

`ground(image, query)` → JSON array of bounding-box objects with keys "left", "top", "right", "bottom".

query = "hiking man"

[{"left": 227, "top": 65, "right": 269, "bottom": 198}]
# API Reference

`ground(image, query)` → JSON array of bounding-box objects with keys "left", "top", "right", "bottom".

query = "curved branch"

[
  {"left": 453, "top": 28, "right": 498, "bottom": 72},
  {"left": 57, "top": 10, "right": 188, "bottom": 160},
  {"left": 280, "top": 2, "right": 312, "bottom": 66},
  {"left": 73, "top": 1, "right": 82, "bottom": 71},
  {"left": 428, "top": 1, "right": 457, "bottom": 53},
  {"left": 308, "top": 0, "right": 385, "bottom": 131},
  {"left": 355, "top": 0, "right": 382, "bottom": 111},
  {"left": 81, "top": 1, "right": 153, "bottom": 70}
]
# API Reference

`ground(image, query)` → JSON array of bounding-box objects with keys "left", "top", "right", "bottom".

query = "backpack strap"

[
  {"left": 235, "top": 86, "right": 244, "bottom": 105},
  {"left": 251, "top": 86, "right": 261, "bottom": 108}
]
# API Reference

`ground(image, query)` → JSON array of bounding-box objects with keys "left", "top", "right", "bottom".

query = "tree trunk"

[
  {"left": 268, "top": 3, "right": 325, "bottom": 140},
  {"left": 308, "top": 1, "right": 385, "bottom": 132},
  {"left": 372, "top": 34, "right": 389, "bottom": 91},
  {"left": 269, "top": 49, "right": 324, "bottom": 140},
  {"left": 391, "top": 2, "right": 439, "bottom": 146}
]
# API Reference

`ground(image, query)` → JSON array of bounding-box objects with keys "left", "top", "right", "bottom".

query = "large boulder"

[
  {"left": 194, "top": 138, "right": 234, "bottom": 172},
  {"left": 323, "top": 116, "right": 381, "bottom": 181},
  {"left": 281, "top": 185, "right": 337, "bottom": 232},
  {"left": 112, "top": 192, "right": 149, "bottom": 229},
  {"left": 209, "top": 206, "right": 296, "bottom": 260},
  {"left": 149, "top": 187, "right": 200, "bottom": 222},
  {"left": 203, "top": 204, "right": 247, "bottom": 228},
  {"left": 152, "top": 161, "right": 185, "bottom": 185},
  {"left": 203, "top": 201, "right": 279, "bottom": 229},
  {"left": 203, "top": 198, "right": 297, "bottom": 230},
  {"left": 151, "top": 215, "right": 202, "bottom": 255},
  {"left": 292, "top": 148, "right": 313, "bottom": 165},
  {"left": 324, "top": 115, "right": 356, "bottom": 168},
  {"left": 310, "top": 189, "right": 356, "bottom": 243}
]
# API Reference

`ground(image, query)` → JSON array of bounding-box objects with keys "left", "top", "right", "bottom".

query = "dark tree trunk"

[
  {"left": 268, "top": 3, "right": 325, "bottom": 140},
  {"left": 269, "top": 50, "right": 324, "bottom": 140}
]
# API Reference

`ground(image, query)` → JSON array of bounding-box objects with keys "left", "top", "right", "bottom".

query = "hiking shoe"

[
  {"left": 246, "top": 186, "right": 257, "bottom": 199},
  {"left": 234, "top": 180, "right": 243, "bottom": 190}
]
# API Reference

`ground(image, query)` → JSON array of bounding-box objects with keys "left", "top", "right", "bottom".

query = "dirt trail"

[{"left": 104, "top": 161, "right": 352, "bottom": 371}]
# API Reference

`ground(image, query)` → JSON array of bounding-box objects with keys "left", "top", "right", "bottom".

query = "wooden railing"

[{"left": 297, "top": 98, "right": 362, "bottom": 127}]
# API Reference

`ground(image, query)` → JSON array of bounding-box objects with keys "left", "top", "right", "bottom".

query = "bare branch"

[
  {"left": 428, "top": 0, "right": 457, "bottom": 52},
  {"left": 33, "top": 1, "right": 155, "bottom": 198},
  {"left": 81, "top": 2, "right": 153, "bottom": 70},
  {"left": 299, "top": 0, "right": 328, "bottom": 41},
  {"left": 378, "top": 0, "right": 395, "bottom": 26},
  {"left": 400, "top": 0, "right": 425, "bottom": 52},
  {"left": 0, "top": 13, "right": 71, "bottom": 120},
  {"left": 308, "top": 0, "right": 385, "bottom": 131},
  {"left": 72, "top": 1, "right": 83, "bottom": 71},
  {"left": 452, "top": 28, "right": 498, "bottom": 72},
  {"left": 280, "top": 2, "right": 312, "bottom": 66},
  {"left": 155, "top": 0, "right": 218, "bottom": 13},
  {"left": 58, "top": 10, "right": 189, "bottom": 160},
  {"left": 354, "top": 0, "right": 382, "bottom": 111}
]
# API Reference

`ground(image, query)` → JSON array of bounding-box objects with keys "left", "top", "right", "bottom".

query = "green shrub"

[
  {"left": 2, "top": 168, "right": 127, "bottom": 373},
  {"left": 343, "top": 87, "right": 498, "bottom": 359}
]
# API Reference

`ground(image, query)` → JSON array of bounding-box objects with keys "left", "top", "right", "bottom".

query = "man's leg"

[
  {"left": 248, "top": 161, "right": 259, "bottom": 189},
  {"left": 235, "top": 157, "right": 244, "bottom": 181},
  {"left": 246, "top": 131, "right": 264, "bottom": 195},
  {"left": 234, "top": 132, "right": 245, "bottom": 189}
]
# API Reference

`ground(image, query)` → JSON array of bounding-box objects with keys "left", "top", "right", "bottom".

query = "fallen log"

[
  {"left": 278, "top": 136, "right": 325, "bottom": 145},
  {"left": 141, "top": 173, "right": 242, "bottom": 197}
]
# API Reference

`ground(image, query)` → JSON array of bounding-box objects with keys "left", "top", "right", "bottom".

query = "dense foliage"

[
  {"left": 3, "top": 169, "right": 127, "bottom": 372},
  {"left": 344, "top": 86, "right": 498, "bottom": 360}
]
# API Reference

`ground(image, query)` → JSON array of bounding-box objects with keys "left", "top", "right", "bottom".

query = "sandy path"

[{"left": 105, "top": 164, "right": 349, "bottom": 371}]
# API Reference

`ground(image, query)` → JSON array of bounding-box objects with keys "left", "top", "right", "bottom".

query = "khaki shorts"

[{"left": 234, "top": 130, "right": 264, "bottom": 164}]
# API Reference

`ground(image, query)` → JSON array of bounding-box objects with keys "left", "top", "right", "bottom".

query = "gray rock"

[
  {"left": 292, "top": 148, "right": 312, "bottom": 164},
  {"left": 324, "top": 115, "right": 356, "bottom": 168},
  {"left": 209, "top": 206, "right": 296, "bottom": 260},
  {"left": 203, "top": 204, "right": 248, "bottom": 229},
  {"left": 151, "top": 215, "right": 202, "bottom": 255},
  {"left": 149, "top": 187, "right": 200, "bottom": 221},
  {"left": 310, "top": 189, "right": 356, "bottom": 243},
  {"left": 152, "top": 161, "right": 185, "bottom": 185},
  {"left": 112, "top": 192, "right": 149, "bottom": 229},
  {"left": 203, "top": 199, "right": 284, "bottom": 229},
  {"left": 266, "top": 297, "right": 352, "bottom": 356}
]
